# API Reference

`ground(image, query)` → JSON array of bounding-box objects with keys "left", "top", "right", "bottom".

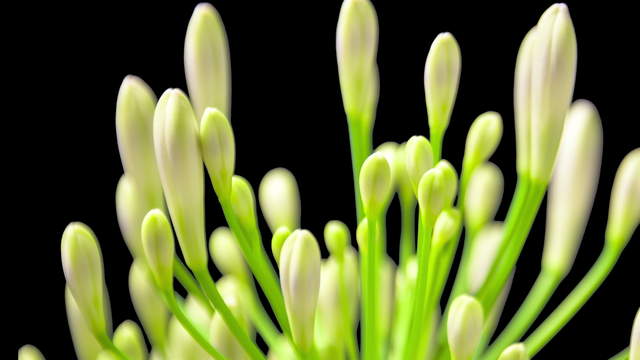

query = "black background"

[{"left": 14, "top": 1, "right": 639, "bottom": 358}]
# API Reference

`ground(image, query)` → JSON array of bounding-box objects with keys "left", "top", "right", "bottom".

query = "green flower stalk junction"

[{"left": 18, "top": 2, "right": 640, "bottom": 360}]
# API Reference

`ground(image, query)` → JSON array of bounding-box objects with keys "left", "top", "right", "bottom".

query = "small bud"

[
  {"left": 448, "top": 295, "right": 484, "bottom": 360},
  {"left": 230, "top": 175, "right": 260, "bottom": 234},
  {"left": 153, "top": 88, "right": 206, "bottom": 270},
  {"left": 467, "top": 223, "right": 504, "bottom": 293},
  {"left": 530, "top": 4, "right": 577, "bottom": 183},
  {"left": 463, "top": 111, "right": 503, "bottom": 173},
  {"left": 405, "top": 135, "right": 434, "bottom": 195},
  {"left": 115, "top": 175, "right": 146, "bottom": 257},
  {"left": 417, "top": 162, "right": 456, "bottom": 221},
  {"left": 514, "top": 27, "right": 537, "bottom": 176},
  {"left": 356, "top": 218, "right": 370, "bottom": 253},
  {"left": 498, "top": 343, "right": 529, "bottom": 360},
  {"left": 184, "top": 3, "right": 230, "bottom": 119},
  {"left": 209, "top": 227, "right": 248, "bottom": 280},
  {"left": 113, "top": 320, "right": 148, "bottom": 360},
  {"left": 324, "top": 220, "right": 351, "bottom": 257},
  {"left": 115, "top": 75, "right": 163, "bottom": 209},
  {"left": 464, "top": 163, "right": 504, "bottom": 232},
  {"left": 606, "top": 149, "right": 640, "bottom": 248},
  {"left": 280, "top": 230, "right": 321, "bottom": 352},
  {"left": 141, "top": 209, "right": 175, "bottom": 292},
  {"left": 200, "top": 107, "right": 235, "bottom": 198},
  {"left": 61, "top": 223, "right": 108, "bottom": 334},
  {"left": 376, "top": 141, "right": 399, "bottom": 190},
  {"left": 129, "top": 260, "right": 168, "bottom": 350},
  {"left": 65, "top": 287, "right": 102, "bottom": 360},
  {"left": 272, "top": 226, "right": 291, "bottom": 265},
  {"left": 425, "top": 32, "right": 461, "bottom": 137},
  {"left": 631, "top": 308, "right": 639, "bottom": 360},
  {"left": 432, "top": 208, "right": 462, "bottom": 249},
  {"left": 18, "top": 345, "right": 45, "bottom": 360},
  {"left": 210, "top": 277, "right": 253, "bottom": 359},
  {"left": 166, "top": 295, "right": 213, "bottom": 359},
  {"left": 259, "top": 168, "right": 301, "bottom": 233},
  {"left": 336, "top": 0, "right": 379, "bottom": 122},
  {"left": 436, "top": 160, "right": 459, "bottom": 207},
  {"left": 543, "top": 100, "right": 602, "bottom": 277},
  {"left": 359, "top": 152, "right": 393, "bottom": 217}
]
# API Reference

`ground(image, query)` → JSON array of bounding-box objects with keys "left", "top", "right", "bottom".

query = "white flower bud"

[
  {"left": 467, "top": 223, "right": 504, "bottom": 293},
  {"left": 259, "top": 168, "right": 301, "bottom": 233},
  {"left": 324, "top": 220, "right": 351, "bottom": 257},
  {"left": 631, "top": 308, "right": 639, "bottom": 360},
  {"left": 360, "top": 152, "right": 393, "bottom": 217},
  {"left": 209, "top": 227, "right": 248, "bottom": 280},
  {"left": 463, "top": 111, "right": 503, "bottom": 173},
  {"left": 113, "top": 320, "right": 148, "bottom": 360},
  {"left": 464, "top": 163, "right": 504, "bottom": 233},
  {"left": 448, "top": 295, "right": 484, "bottom": 360},
  {"left": 432, "top": 208, "right": 462, "bottom": 250},
  {"left": 606, "top": 149, "right": 640, "bottom": 249},
  {"left": 141, "top": 209, "right": 175, "bottom": 292},
  {"left": 230, "top": 175, "right": 260, "bottom": 234},
  {"left": 498, "top": 343, "right": 529, "bottom": 360},
  {"left": 65, "top": 287, "right": 102, "bottom": 360},
  {"left": 129, "top": 260, "right": 168, "bottom": 350},
  {"left": 115, "top": 175, "right": 147, "bottom": 258},
  {"left": 405, "top": 135, "right": 434, "bottom": 196},
  {"left": 166, "top": 295, "right": 213, "bottom": 360},
  {"left": 514, "top": 27, "right": 537, "bottom": 176},
  {"left": 200, "top": 107, "right": 235, "bottom": 198},
  {"left": 18, "top": 345, "right": 45, "bottom": 360}
]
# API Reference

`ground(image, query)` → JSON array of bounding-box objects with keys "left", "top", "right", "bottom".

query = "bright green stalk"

[
  {"left": 399, "top": 198, "right": 416, "bottom": 269},
  {"left": 348, "top": 119, "right": 373, "bottom": 222},
  {"left": 363, "top": 215, "right": 381, "bottom": 360},
  {"left": 247, "top": 288, "right": 280, "bottom": 348},
  {"left": 173, "top": 258, "right": 211, "bottom": 312},
  {"left": 609, "top": 348, "right": 629, "bottom": 360},
  {"left": 338, "top": 252, "right": 359, "bottom": 360},
  {"left": 483, "top": 270, "right": 562, "bottom": 359},
  {"left": 192, "top": 268, "right": 266, "bottom": 360},
  {"left": 524, "top": 243, "right": 622, "bottom": 356}
]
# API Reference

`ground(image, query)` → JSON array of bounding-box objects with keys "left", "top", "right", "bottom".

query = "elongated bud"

[
  {"left": 405, "top": 135, "right": 434, "bottom": 195},
  {"left": 231, "top": 175, "right": 260, "bottom": 234},
  {"left": 464, "top": 163, "right": 504, "bottom": 233},
  {"left": 394, "top": 143, "right": 415, "bottom": 202},
  {"left": 184, "top": 3, "right": 230, "bottom": 119},
  {"left": 18, "top": 345, "right": 45, "bottom": 360},
  {"left": 530, "top": 4, "right": 577, "bottom": 183},
  {"left": 376, "top": 141, "right": 399, "bottom": 190},
  {"left": 418, "top": 162, "right": 456, "bottom": 221},
  {"left": 280, "top": 230, "right": 321, "bottom": 352},
  {"left": 514, "top": 28, "right": 537, "bottom": 176},
  {"left": 360, "top": 152, "right": 393, "bottom": 217},
  {"left": 433, "top": 208, "right": 462, "bottom": 249},
  {"left": 153, "top": 88, "right": 206, "bottom": 270},
  {"left": 467, "top": 223, "right": 504, "bottom": 293},
  {"left": 129, "top": 260, "right": 168, "bottom": 350},
  {"left": 65, "top": 287, "right": 102, "bottom": 360},
  {"left": 61, "top": 223, "right": 108, "bottom": 335},
  {"left": 631, "top": 308, "right": 639, "bottom": 360},
  {"left": 210, "top": 277, "right": 253, "bottom": 359},
  {"left": 356, "top": 218, "right": 370, "bottom": 253},
  {"left": 543, "top": 100, "right": 602, "bottom": 276},
  {"left": 324, "top": 220, "right": 350, "bottom": 257},
  {"left": 115, "top": 175, "right": 146, "bottom": 257},
  {"left": 259, "top": 168, "right": 301, "bottom": 233},
  {"left": 141, "top": 209, "right": 175, "bottom": 291},
  {"left": 113, "top": 320, "right": 148, "bottom": 360},
  {"left": 448, "top": 295, "right": 484, "bottom": 360},
  {"left": 272, "top": 226, "right": 291, "bottom": 264},
  {"left": 498, "top": 344, "right": 529, "bottom": 360},
  {"left": 200, "top": 107, "right": 235, "bottom": 198},
  {"left": 336, "top": 0, "right": 379, "bottom": 122},
  {"left": 436, "top": 160, "right": 459, "bottom": 207},
  {"left": 463, "top": 111, "right": 503, "bottom": 174},
  {"left": 425, "top": 32, "right": 461, "bottom": 138},
  {"left": 209, "top": 227, "right": 248, "bottom": 280},
  {"left": 166, "top": 295, "right": 213, "bottom": 359},
  {"left": 115, "top": 75, "right": 163, "bottom": 209},
  {"left": 606, "top": 149, "right": 640, "bottom": 248}
]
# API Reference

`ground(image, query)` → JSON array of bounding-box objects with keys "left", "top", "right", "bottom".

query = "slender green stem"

[
  {"left": 347, "top": 118, "right": 372, "bottom": 222},
  {"left": 363, "top": 215, "right": 381, "bottom": 360},
  {"left": 609, "top": 347, "right": 629, "bottom": 360},
  {"left": 173, "top": 257, "right": 212, "bottom": 312},
  {"left": 247, "top": 289, "right": 280, "bottom": 348},
  {"left": 95, "top": 332, "right": 131, "bottom": 360},
  {"left": 338, "top": 252, "right": 359, "bottom": 360},
  {"left": 399, "top": 198, "right": 416, "bottom": 269},
  {"left": 431, "top": 129, "right": 443, "bottom": 163},
  {"left": 524, "top": 244, "right": 622, "bottom": 357},
  {"left": 193, "top": 268, "right": 266, "bottom": 360},
  {"left": 483, "top": 270, "right": 561, "bottom": 360},
  {"left": 162, "top": 291, "right": 228, "bottom": 360}
]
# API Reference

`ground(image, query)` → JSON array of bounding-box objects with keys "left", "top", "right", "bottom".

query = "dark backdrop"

[{"left": 14, "top": 1, "right": 638, "bottom": 358}]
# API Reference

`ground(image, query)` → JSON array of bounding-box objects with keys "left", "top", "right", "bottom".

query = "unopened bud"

[
  {"left": 272, "top": 226, "right": 291, "bottom": 265},
  {"left": 200, "top": 107, "right": 235, "bottom": 198},
  {"left": 405, "top": 135, "right": 434, "bottom": 195},
  {"left": 463, "top": 111, "right": 503, "bottom": 174},
  {"left": 259, "top": 168, "right": 301, "bottom": 233},
  {"left": 230, "top": 175, "right": 260, "bottom": 234},
  {"left": 606, "top": 149, "right": 640, "bottom": 249},
  {"left": 129, "top": 260, "right": 168, "bottom": 350},
  {"left": 631, "top": 308, "right": 639, "bottom": 360},
  {"left": 65, "top": 287, "right": 102, "bottom": 360},
  {"left": 115, "top": 175, "right": 146, "bottom": 257},
  {"left": 141, "top": 209, "right": 175, "bottom": 292},
  {"left": 433, "top": 208, "right": 462, "bottom": 250},
  {"left": 324, "top": 220, "right": 351, "bottom": 257},
  {"left": 209, "top": 227, "right": 248, "bottom": 280},
  {"left": 448, "top": 295, "right": 484, "bottom": 360},
  {"left": 18, "top": 345, "right": 45, "bottom": 360},
  {"left": 498, "top": 343, "right": 529, "bottom": 360},
  {"left": 113, "top": 320, "right": 148, "bottom": 360},
  {"left": 360, "top": 152, "right": 393, "bottom": 217},
  {"left": 464, "top": 163, "right": 504, "bottom": 232},
  {"left": 467, "top": 223, "right": 504, "bottom": 293}
]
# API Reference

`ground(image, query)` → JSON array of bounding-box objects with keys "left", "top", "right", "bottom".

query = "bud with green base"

[
  {"left": 259, "top": 168, "right": 301, "bottom": 233},
  {"left": 200, "top": 107, "right": 235, "bottom": 199},
  {"left": 113, "top": 320, "right": 148, "bottom": 360},
  {"left": 448, "top": 295, "right": 484, "bottom": 360}
]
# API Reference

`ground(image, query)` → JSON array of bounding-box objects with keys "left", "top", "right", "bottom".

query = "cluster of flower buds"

[{"left": 19, "top": 1, "right": 639, "bottom": 360}]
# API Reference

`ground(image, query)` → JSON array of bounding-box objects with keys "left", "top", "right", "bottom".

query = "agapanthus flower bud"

[
  {"left": 141, "top": 209, "right": 175, "bottom": 292},
  {"left": 336, "top": 0, "right": 379, "bottom": 122},
  {"left": 272, "top": 226, "right": 291, "bottom": 264},
  {"left": 153, "top": 89, "right": 206, "bottom": 271},
  {"left": 606, "top": 148, "right": 640, "bottom": 248},
  {"left": 200, "top": 107, "right": 235, "bottom": 198},
  {"left": 543, "top": 100, "right": 602, "bottom": 277},
  {"left": 376, "top": 141, "right": 399, "bottom": 190},
  {"left": 436, "top": 160, "right": 459, "bottom": 207},
  {"left": 464, "top": 163, "right": 504, "bottom": 233},
  {"left": 210, "top": 276, "right": 253, "bottom": 360},
  {"left": 405, "top": 135, "right": 434, "bottom": 195},
  {"left": 279, "top": 230, "right": 321, "bottom": 352},
  {"left": 324, "top": 220, "right": 351, "bottom": 257},
  {"left": 129, "top": 260, "right": 168, "bottom": 350},
  {"left": 514, "top": 27, "right": 537, "bottom": 176},
  {"left": 259, "top": 168, "right": 301, "bottom": 233},
  {"left": 498, "top": 343, "right": 529, "bottom": 360},
  {"left": 115, "top": 75, "right": 163, "bottom": 209},
  {"left": 418, "top": 162, "right": 456, "bottom": 221},
  {"left": 448, "top": 295, "right": 484, "bottom": 360},
  {"left": 209, "top": 226, "right": 248, "bottom": 280},
  {"left": 230, "top": 175, "right": 259, "bottom": 234},
  {"left": 463, "top": 111, "right": 503, "bottom": 173},
  {"left": 113, "top": 320, "right": 148, "bottom": 360},
  {"left": 355, "top": 218, "right": 374, "bottom": 253},
  {"left": 360, "top": 152, "right": 393, "bottom": 217},
  {"left": 529, "top": 4, "right": 577, "bottom": 183},
  {"left": 18, "top": 345, "right": 44, "bottom": 360},
  {"left": 425, "top": 32, "right": 461, "bottom": 138},
  {"left": 394, "top": 143, "right": 416, "bottom": 202},
  {"left": 65, "top": 287, "right": 102, "bottom": 360},
  {"left": 467, "top": 223, "right": 504, "bottom": 293},
  {"left": 96, "top": 352, "right": 118, "bottom": 360},
  {"left": 631, "top": 308, "right": 639, "bottom": 360},
  {"left": 166, "top": 295, "right": 213, "bottom": 359},
  {"left": 184, "top": 3, "right": 230, "bottom": 119},
  {"left": 115, "top": 175, "right": 147, "bottom": 257},
  {"left": 432, "top": 208, "right": 462, "bottom": 249},
  {"left": 61, "top": 223, "right": 108, "bottom": 335}
]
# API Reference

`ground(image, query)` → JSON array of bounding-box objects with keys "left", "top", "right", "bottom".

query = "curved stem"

[
  {"left": 347, "top": 118, "right": 372, "bottom": 223},
  {"left": 524, "top": 244, "right": 621, "bottom": 357},
  {"left": 173, "top": 257, "right": 212, "bottom": 312}
]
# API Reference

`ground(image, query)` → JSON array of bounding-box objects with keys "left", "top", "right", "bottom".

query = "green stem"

[
  {"left": 609, "top": 347, "right": 629, "bottom": 360},
  {"left": 162, "top": 291, "right": 228, "bottom": 360},
  {"left": 95, "top": 332, "right": 131, "bottom": 360},
  {"left": 431, "top": 129, "right": 443, "bottom": 163},
  {"left": 524, "top": 243, "right": 622, "bottom": 357},
  {"left": 338, "top": 253, "right": 359, "bottom": 360},
  {"left": 399, "top": 198, "right": 416, "bottom": 269},
  {"left": 347, "top": 119, "right": 372, "bottom": 222},
  {"left": 483, "top": 270, "right": 561, "bottom": 360},
  {"left": 247, "top": 289, "right": 280, "bottom": 348},
  {"left": 173, "top": 257, "right": 212, "bottom": 312},
  {"left": 193, "top": 268, "right": 266, "bottom": 360},
  {"left": 363, "top": 215, "right": 381, "bottom": 360}
]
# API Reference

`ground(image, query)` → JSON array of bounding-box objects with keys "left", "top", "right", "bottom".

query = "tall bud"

[
  {"left": 514, "top": 28, "right": 537, "bottom": 176},
  {"left": 631, "top": 308, "right": 639, "bottom": 360},
  {"left": 467, "top": 223, "right": 504, "bottom": 293},
  {"left": 259, "top": 168, "right": 301, "bottom": 233},
  {"left": 448, "top": 295, "right": 484, "bottom": 360},
  {"left": 141, "top": 209, "right": 175, "bottom": 292},
  {"left": 113, "top": 320, "right": 148, "bottom": 360},
  {"left": 464, "top": 163, "right": 504, "bottom": 233},
  {"left": 324, "top": 220, "right": 351, "bottom": 257},
  {"left": 605, "top": 149, "right": 640, "bottom": 248},
  {"left": 210, "top": 277, "right": 253, "bottom": 360},
  {"left": 200, "top": 107, "right": 235, "bottom": 198},
  {"left": 115, "top": 175, "right": 146, "bottom": 257}
]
